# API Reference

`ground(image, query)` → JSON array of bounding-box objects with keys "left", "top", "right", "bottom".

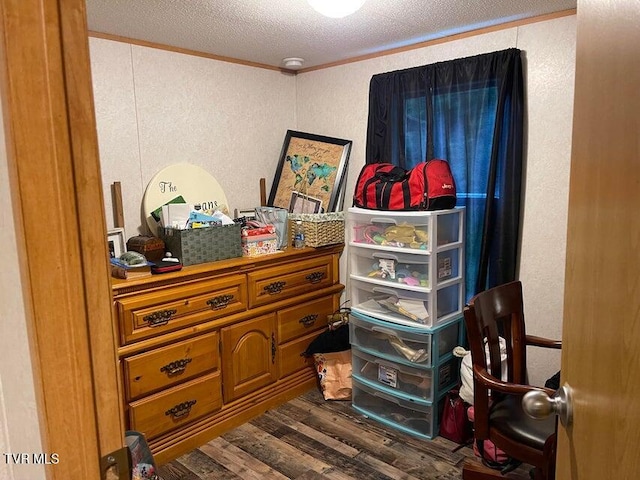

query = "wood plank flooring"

[{"left": 157, "top": 389, "right": 533, "bottom": 480}]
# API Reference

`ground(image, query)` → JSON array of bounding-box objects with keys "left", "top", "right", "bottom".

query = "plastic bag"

[
  {"left": 125, "top": 431, "right": 158, "bottom": 480},
  {"left": 459, "top": 337, "right": 508, "bottom": 405},
  {"left": 254, "top": 206, "right": 289, "bottom": 249}
]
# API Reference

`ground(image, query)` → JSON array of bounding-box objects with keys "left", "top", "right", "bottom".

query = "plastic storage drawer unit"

[
  {"left": 349, "top": 277, "right": 463, "bottom": 328},
  {"left": 349, "top": 311, "right": 462, "bottom": 368},
  {"left": 352, "top": 348, "right": 461, "bottom": 403},
  {"left": 349, "top": 245, "right": 461, "bottom": 290},
  {"left": 352, "top": 377, "right": 446, "bottom": 440},
  {"left": 349, "top": 246, "right": 431, "bottom": 287},
  {"left": 347, "top": 207, "right": 464, "bottom": 253},
  {"left": 352, "top": 347, "right": 435, "bottom": 401}
]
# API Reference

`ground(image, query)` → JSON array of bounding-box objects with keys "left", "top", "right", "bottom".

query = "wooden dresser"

[{"left": 111, "top": 245, "right": 344, "bottom": 464}]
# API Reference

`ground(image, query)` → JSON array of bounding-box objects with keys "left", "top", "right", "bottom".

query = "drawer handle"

[
  {"left": 143, "top": 309, "right": 177, "bottom": 327},
  {"left": 160, "top": 358, "right": 192, "bottom": 376},
  {"left": 372, "top": 252, "right": 399, "bottom": 262},
  {"left": 264, "top": 281, "right": 286, "bottom": 295},
  {"left": 206, "top": 294, "right": 234, "bottom": 310},
  {"left": 305, "top": 271, "right": 325, "bottom": 284},
  {"left": 299, "top": 314, "right": 318, "bottom": 327},
  {"left": 165, "top": 399, "right": 197, "bottom": 419}
]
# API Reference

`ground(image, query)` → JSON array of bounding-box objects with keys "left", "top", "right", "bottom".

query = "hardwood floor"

[{"left": 156, "top": 388, "right": 533, "bottom": 480}]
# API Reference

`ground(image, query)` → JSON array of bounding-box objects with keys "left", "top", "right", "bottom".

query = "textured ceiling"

[{"left": 85, "top": 0, "right": 577, "bottom": 70}]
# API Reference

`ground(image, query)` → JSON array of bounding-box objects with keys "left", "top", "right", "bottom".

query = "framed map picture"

[{"left": 268, "top": 130, "right": 352, "bottom": 213}]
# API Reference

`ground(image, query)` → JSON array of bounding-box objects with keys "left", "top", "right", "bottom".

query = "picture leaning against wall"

[{"left": 268, "top": 130, "right": 352, "bottom": 213}]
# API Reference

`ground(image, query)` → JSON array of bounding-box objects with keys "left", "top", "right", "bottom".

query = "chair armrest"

[
  {"left": 473, "top": 365, "right": 556, "bottom": 397},
  {"left": 526, "top": 335, "right": 562, "bottom": 349}
]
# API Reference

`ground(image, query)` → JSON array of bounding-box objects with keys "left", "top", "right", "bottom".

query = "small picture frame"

[
  {"left": 234, "top": 208, "right": 257, "bottom": 221},
  {"left": 107, "top": 228, "right": 126, "bottom": 259},
  {"left": 288, "top": 191, "right": 322, "bottom": 214}
]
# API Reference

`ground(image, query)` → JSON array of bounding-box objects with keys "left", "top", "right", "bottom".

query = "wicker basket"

[
  {"left": 159, "top": 223, "right": 242, "bottom": 266},
  {"left": 288, "top": 212, "right": 345, "bottom": 248}
]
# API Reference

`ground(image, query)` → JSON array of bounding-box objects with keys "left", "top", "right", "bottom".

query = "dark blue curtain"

[{"left": 365, "top": 48, "right": 524, "bottom": 297}]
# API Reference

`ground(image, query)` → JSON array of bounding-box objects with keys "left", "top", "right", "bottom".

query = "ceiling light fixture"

[
  {"left": 307, "top": 0, "right": 366, "bottom": 18},
  {"left": 282, "top": 57, "right": 305, "bottom": 69}
]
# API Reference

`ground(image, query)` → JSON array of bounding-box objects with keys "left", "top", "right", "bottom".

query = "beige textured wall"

[
  {"left": 295, "top": 15, "right": 576, "bottom": 386},
  {"left": 0, "top": 91, "right": 46, "bottom": 479},
  {"left": 90, "top": 38, "right": 298, "bottom": 239}
]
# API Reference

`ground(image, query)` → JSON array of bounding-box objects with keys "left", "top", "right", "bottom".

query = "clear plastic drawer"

[
  {"left": 347, "top": 207, "right": 463, "bottom": 253},
  {"left": 352, "top": 347, "right": 435, "bottom": 401},
  {"left": 352, "top": 377, "right": 446, "bottom": 440},
  {"left": 349, "top": 311, "right": 463, "bottom": 368},
  {"left": 349, "top": 277, "right": 462, "bottom": 328},
  {"left": 349, "top": 245, "right": 461, "bottom": 291},
  {"left": 349, "top": 246, "right": 431, "bottom": 287}
]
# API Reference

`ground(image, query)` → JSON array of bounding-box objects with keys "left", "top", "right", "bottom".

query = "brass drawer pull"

[
  {"left": 305, "top": 271, "right": 325, "bottom": 284},
  {"left": 165, "top": 399, "right": 197, "bottom": 419},
  {"left": 206, "top": 294, "right": 234, "bottom": 310},
  {"left": 160, "top": 358, "right": 193, "bottom": 376},
  {"left": 143, "top": 309, "right": 177, "bottom": 327},
  {"left": 299, "top": 314, "right": 318, "bottom": 327},
  {"left": 264, "top": 281, "right": 286, "bottom": 295}
]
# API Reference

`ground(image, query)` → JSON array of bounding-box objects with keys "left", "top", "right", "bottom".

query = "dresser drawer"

[
  {"left": 278, "top": 330, "right": 318, "bottom": 379},
  {"left": 116, "top": 276, "right": 247, "bottom": 344},
  {"left": 129, "top": 372, "right": 222, "bottom": 440},
  {"left": 248, "top": 256, "right": 334, "bottom": 308},
  {"left": 124, "top": 331, "right": 220, "bottom": 401},
  {"left": 277, "top": 296, "right": 335, "bottom": 344}
]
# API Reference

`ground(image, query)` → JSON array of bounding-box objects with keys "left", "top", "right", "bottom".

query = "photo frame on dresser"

[
  {"left": 107, "top": 227, "right": 126, "bottom": 259},
  {"left": 268, "top": 130, "right": 352, "bottom": 213},
  {"left": 288, "top": 191, "right": 322, "bottom": 214}
]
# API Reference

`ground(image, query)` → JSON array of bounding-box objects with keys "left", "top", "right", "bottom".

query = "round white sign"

[{"left": 142, "top": 163, "right": 229, "bottom": 235}]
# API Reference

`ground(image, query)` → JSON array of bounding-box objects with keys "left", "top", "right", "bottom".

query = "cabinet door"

[{"left": 221, "top": 314, "right": 277, "bottom": 403}]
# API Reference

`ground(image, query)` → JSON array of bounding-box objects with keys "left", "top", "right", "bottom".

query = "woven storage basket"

[
  {"left": 159, "top": 223, "right": 242, "bottom": 266},
  {"left": 288, "top": 212, "right": 345, "bottom": 248}
]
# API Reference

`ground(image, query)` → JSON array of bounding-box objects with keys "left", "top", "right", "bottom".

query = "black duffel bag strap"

[{"left": 374, "top": 166, "right": 406, "bottom": 183}]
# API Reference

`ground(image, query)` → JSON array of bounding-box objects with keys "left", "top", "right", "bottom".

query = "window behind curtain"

[
  {"left": 404, "top": 84, "right": 498, "bottom": 298},
  {"left": 366, "top": 49, "right": 524, "bottom": 298}
]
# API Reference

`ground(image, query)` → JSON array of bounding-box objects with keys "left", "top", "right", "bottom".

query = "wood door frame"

[{"left": 0, "top": 0, "right": 123, "bottom": 478}]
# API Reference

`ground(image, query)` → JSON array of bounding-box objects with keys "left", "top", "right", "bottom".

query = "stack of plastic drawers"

[{"left": 346, "top": 206, "right": 465, "bottom": 440}]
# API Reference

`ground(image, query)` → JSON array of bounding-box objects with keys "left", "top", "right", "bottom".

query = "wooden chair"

[{"left": 462, "top": 281, "right": 561, "bottom": 480}]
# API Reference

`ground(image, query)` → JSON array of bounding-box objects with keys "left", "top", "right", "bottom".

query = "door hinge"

[{"left": 101, "top": 446, "right": 130, "bottom": 480}]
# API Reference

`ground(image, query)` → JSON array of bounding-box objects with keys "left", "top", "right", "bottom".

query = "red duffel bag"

[{"left": 352, "top": 159, "right": 456, "bottom": 211}]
